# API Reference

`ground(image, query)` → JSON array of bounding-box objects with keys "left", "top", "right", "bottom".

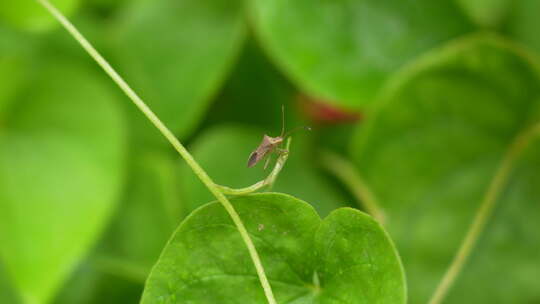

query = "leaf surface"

[
  {"left": 504, "top": 0, "right": 540, "bottom": 56},
  {"left": 0, "top": 60, "right": 126, "bottom": 303},
  {"left": 141, "top": 193, "right": 405, "bottom": 304},
  {"left": 0, "top": 0, "right": 79, "bottom": 31},
  {"left": 99, "top": 151, "right": 183, "bottom": 274},
  {"left": 350, "top": 35, "right": 540, "bottom": 303},
  {"left": 114, "top": 0, "right": 245, "bottom": 141},
  {"left": 456, "top": 0, "right": 511, "bottom": 28},
  {"left": 249, "top": 0, "right": 473, "bottom": 108}
]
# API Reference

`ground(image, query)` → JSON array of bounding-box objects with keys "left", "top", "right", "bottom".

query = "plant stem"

[
  {"left": 216, "top": 138, "right": 291, "bottom": 195},
  {"left": 320, "top": 151, "right": 386, "bottom": 224},
  {"left": 428, "top": 123, "right": 540, "bottom": 304},
  {"left": 35, "top": 1, "right": 277, "bottom": 303}
]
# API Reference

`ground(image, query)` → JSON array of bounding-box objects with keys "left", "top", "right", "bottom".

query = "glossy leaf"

[
  {"left": 114, "top": 0, "right": 245, "bottom": 141},
  {"left": 249, "top": 0, "right": 473, "bottom": 108},
  {"left": 0, "top": 0, "right": 79, "bottom": 31},
  {"left": 180, "top": 125, "right": 348, "bottom": 216},
  {"left": 350, "top": 35, "right": 540, "bottom": 303},
  {"left": 0, "top": 61, "right": 126, "bottom": 303},
  {"left": 141, "top": 193, "right": 406, "bottom": 303}
]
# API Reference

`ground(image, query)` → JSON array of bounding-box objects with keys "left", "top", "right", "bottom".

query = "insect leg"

[{"left": 263, "top": 154, "right": 273, "bottom": 170}]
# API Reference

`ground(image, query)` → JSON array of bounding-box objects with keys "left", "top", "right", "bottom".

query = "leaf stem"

[
  {"left": 216, "top": 138, "right": 291, "bottom": 195},
  {"left": 320, "top": 151, "right": 386, "bottom": 224},
  {"left": 428, "top": 122, "right": 540, "bottom": 304},
  {"left": 34, "top": 1, "right": 277, "bottom": 303}
]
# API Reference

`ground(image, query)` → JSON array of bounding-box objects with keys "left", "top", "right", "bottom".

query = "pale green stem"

[
  {"left": 217, "top": 138, "right": 291, "bottom": 195},
  {"left": 34, "top": 1, "right": 277, "bottom": 303},
  {"left": 320, "top": 151, "right": 386, "bottom": 224},
  {"left": 428, "top": 123, "right": 540, "bottom": 304}
]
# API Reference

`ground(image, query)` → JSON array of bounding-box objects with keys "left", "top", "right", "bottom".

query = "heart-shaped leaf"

[
  {"left": 249, "top": 0, "right": 474, "bottom": 108},
  {"left": 0, "top": 0, "right": 80, "bottom": 31},
  {"left": 0, "top": 60, "right": 126, "bottom": 303},
  {"left": 114, "top": 0, "right": 245, "bottom": 141},
  {"left": 350, "top": 35, "right": 540, "bottom": 303},
  {"left": 180, "top": 125, "right": 348, "bottom": 216},
  {"left": 141, "top": 193, "right": 406, "bottom": 303}
]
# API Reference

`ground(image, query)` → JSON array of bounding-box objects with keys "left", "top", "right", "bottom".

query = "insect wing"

[
  {"left": 247, "top": 150, "right": 262, "bottom": 167},
  {"left": 247, "top": 145, "right": 271, "bottom": 167},
  {"left": 247, "top": 136, "right": 275, "bottom": 167}
]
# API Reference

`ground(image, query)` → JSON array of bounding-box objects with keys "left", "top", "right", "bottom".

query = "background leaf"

[
  {"left": 350, "top": 35, "right": 540, "bottom": 303},
  {"left": 52, "top": 259, "right": 145, "bottom": 304},
  {"left": 202, "top": 38, "right": 294, "bottom": 133},
  {"left": 0, "top": 263, "right": 20, "bottom": 304},
  {"left": 456, "top": 0, "right": 511, "bottom": 28},
  {"left": 113, "top": 0, "right": 246, "bottom": 142},
  {"left": 98, "top": 150, "right": 183, "bottom": 275},
  {"left": 0, "top": 0, "right": 80, "bottom": 31},
  {"left": 249, "top": 0, "right": 474, "bottom": 108},
  {"left": 504, "top": 0, "right": 540, "bottom": 56},
  {"left": 141, "top": 193, "right": 406, "bottom": 303},
  {"left": 0, "top": 59, "right": 126, "bottom": 303},
  {"left": 49, "top": 150, "right": 183, "bottom": 304}
]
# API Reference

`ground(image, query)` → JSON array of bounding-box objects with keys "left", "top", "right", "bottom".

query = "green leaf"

[
  {"left": 180, "top": 125, "right": 348, "bottom": 216},
  {"left": 456, "top": 0, "right": 511, "bottom": 28},
  {"left": 0, "top": 27, "right": 33, "bottom": 116},
  {"left": 98, "top": 150, "right": 183, "bottom": 275},
  {"left": 504, "top": 0, "right": 540, "bottom": 55},
  {"left": 53, "top": 150, "right": 184, "bottom": 303},
  {"left": 204, "top": 38, "right": 295, "bottom": 133},
  {"left": 141, "top": 193, "right": 406, "bottom": 303},
  {"left": 249, "top": 0, "right": 473, "bottom": 108},
  {"left": 350, "top": 35, "right": 540, "bottom": 303},
  {"left": 114, "top": 0, "right": 245, "bottom": 141},
  {"left": 0, "top": 60, "right": 126, "bottom": 303},
  {"left": 0, "top": 0, "right": 80, "bottom": 31},
  {"left": 0, "top": 56, "right": 24, "bottom": 116},
  {"left": 0, "top": 263, "right": 20, "bottom": 304},
  {"left": 53, "top": 259, "right": 144, "bottom": 304}
]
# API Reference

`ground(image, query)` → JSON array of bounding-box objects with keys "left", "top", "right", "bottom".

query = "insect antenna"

[
  {"left": 283, "top": 126, "right": 311, "bottom": 138},
  {"left": 279, "top": 105, "right": 310, "bottom": 138}
]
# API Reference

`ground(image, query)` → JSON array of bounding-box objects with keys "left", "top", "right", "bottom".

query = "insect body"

[
  {"left": 247, "top": 134, "right": 284, "bottom": 168},
  {"left": 247, "top": 106, "right": 310, "bottom": 169}
]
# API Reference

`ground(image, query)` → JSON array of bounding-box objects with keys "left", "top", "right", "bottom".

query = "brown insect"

[{"left": 247, "top": 106, "right": 310, "bottom": 169}]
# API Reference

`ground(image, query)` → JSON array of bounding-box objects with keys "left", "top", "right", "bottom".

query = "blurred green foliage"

[
  {"left": 1, "top": 0, "right": 540, "bottom": 303},
  {"left": 351, "top": 36, "right": 540, "bottom": 303}
]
